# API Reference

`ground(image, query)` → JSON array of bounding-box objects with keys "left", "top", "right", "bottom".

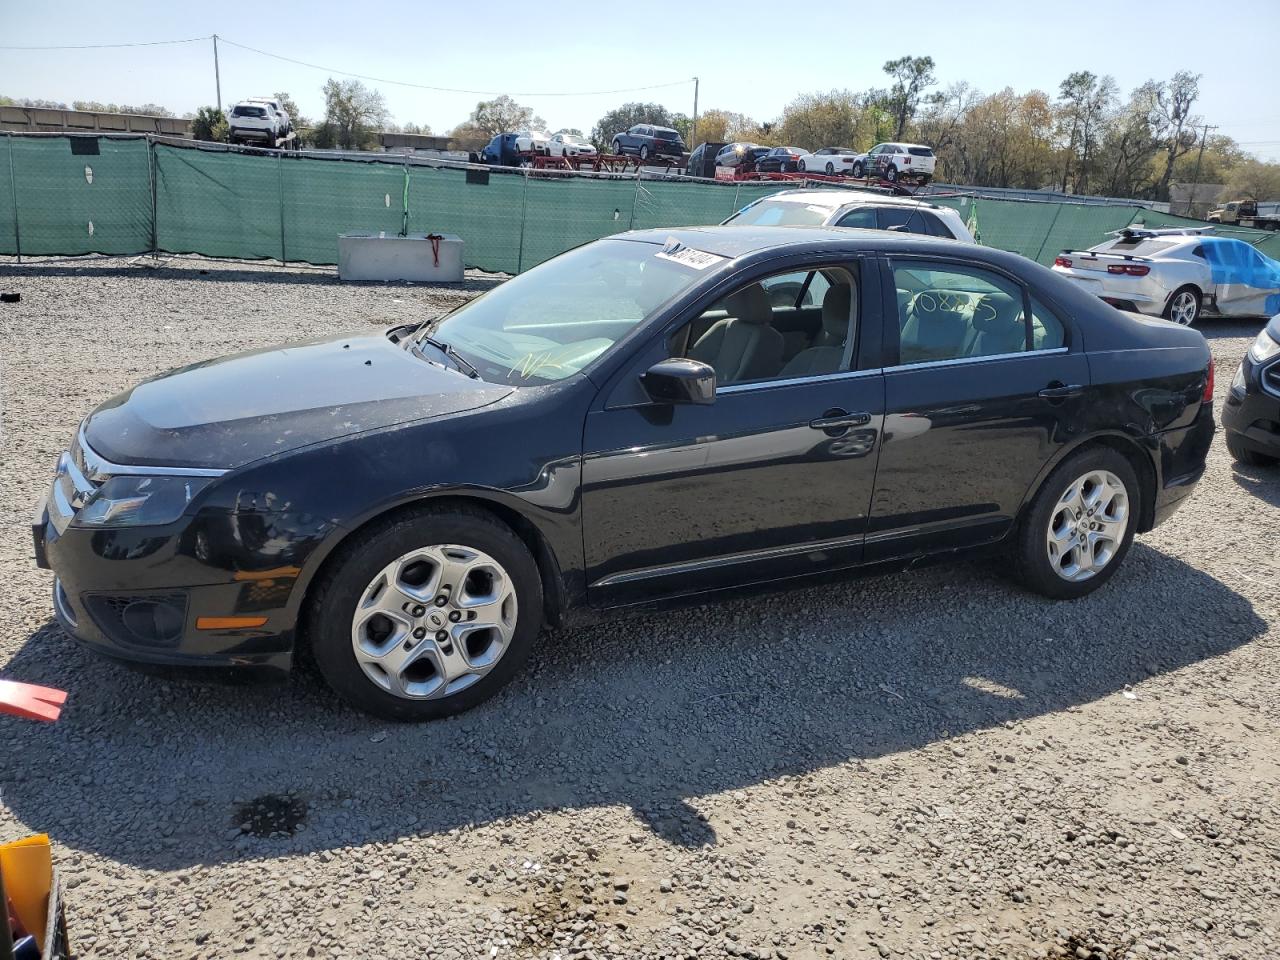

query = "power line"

[
  {"left": 0, "top": 36, "right": 209, "bottom": 50},
  {"left": 216, "top": 36, "right": 694, "bottom": 98}
]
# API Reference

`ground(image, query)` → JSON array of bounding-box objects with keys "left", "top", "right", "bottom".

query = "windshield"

[
  {"left": 726, "top": 199, "right": 830, "bottom": 227},
  {"left": 423, "top": 239, "right": 706, "bottom": 385}
]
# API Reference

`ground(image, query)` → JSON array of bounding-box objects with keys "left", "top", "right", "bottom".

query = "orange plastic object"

[
  {"left": 0, "top": 835, "right": 52, "bottom": 950},
  {"left": 0, "top": 680, "right": 67, "bottom": 722}
]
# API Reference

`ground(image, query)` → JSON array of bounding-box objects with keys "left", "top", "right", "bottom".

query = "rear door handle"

[
  {"left": 810, "top": 410, "right": 872, "bottom": 431},
  {"left": 1038, "top": 383, "right": 1084, "bottom": 400}
]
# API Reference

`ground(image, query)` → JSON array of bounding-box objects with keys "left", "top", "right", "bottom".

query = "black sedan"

[
  {"left": 754, "top": 147, "right": 808, "bottom": 173},
  {"left": 34, "top": 227, "right": 1215, "bottom": 720},
  {"left": 1223, "top": 315, "right": 1280, "bottom": 465}
]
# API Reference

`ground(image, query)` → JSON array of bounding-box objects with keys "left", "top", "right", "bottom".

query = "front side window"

[
  {"left": 891, "top": 261, "right": 1042, "bottom": 365},
  {"left": 427, "top": 239, "right": 703, "bottom": 386},
  {"left": 671, "top": 265, "right": 860, "bottom": 387}
]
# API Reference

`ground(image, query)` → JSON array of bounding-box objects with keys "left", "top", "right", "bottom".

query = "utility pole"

[
  {"left": 213, "top": 34, "right": 222, "bottom": 113},
  {"left": 1187, "top": 123, "right": 1217, "bottom": 217},
  {"left": 690, "top": 77, "right": 699, "bottom": 148}
]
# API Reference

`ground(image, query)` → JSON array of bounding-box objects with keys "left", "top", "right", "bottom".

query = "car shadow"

[
  {"left": 1230, "top": 461, "right": 1280, "bottom": 506},
  {"left": 1, "top": 543, "right": 1265, "bottom": 870}
]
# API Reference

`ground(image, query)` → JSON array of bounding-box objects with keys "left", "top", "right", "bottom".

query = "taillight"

[
  {"left": 1054, "top": 256, "right": 1072, "bottom": 268},
  {"left": 1203, "top": 358, "right": 1214, "bottom": 403},
  {"left": 1107, "top": 264, "right": 1150, "bottom": 276}
]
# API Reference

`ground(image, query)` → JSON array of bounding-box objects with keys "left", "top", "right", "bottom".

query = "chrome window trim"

[
  {"left": 79, "top": 427, "right": 228, "bottom": 480},
  {"left": 883, "top": 346, "right": 1069, "bottom": 375},
  {"left": 716, "top": 367, "right": 884, "bottom": 395}
]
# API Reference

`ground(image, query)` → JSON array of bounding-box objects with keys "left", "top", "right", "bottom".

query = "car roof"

[
  {"left": 616, "top": 225, "right": 976, "bottom": 261},
  {"left": 743, "top": 190, "right": 948, "bottom": 212}
]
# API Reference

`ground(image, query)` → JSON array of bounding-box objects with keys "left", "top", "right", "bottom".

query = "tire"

[
  {"left": 640, "top": 145, "right": 651, "bottom": 161},
  {"left": 612, "top": 140, "right": 623, "bottom": 156},
  {"left": 885, "top": 165, "right": 898, "bottom": 183},
  {"left": 798, "top": 159, "right": 807, "bottom": 172},
  {"left": 308, "top": 505, "right": 543, "bottom": 721},
  {"left": 1015, "top": 446, "right": 1140, "bottom": 600},
  {"left": 1164, "top": 286, "right": 1201, "bottom": 326},
  {"left": 851, "top": 161, "right": 864, "bottom": 178},
  {"left": 1226, "top": 431, "right": 1278, "bottom": 466},
  {"left": 825, "top": 162, "right": 835, "bottom": 175}
]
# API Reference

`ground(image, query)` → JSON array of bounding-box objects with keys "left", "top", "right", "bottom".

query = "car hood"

[{"left": 82, "top": 333, "right": 513, "bottom": 471}]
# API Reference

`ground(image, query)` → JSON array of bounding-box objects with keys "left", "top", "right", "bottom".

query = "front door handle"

[
  {"left": 1038, "top": 382, "right": 1084, "bottom": 401},
  {"left": 810, "top": 409, "right": 872, "bottom": 434}
]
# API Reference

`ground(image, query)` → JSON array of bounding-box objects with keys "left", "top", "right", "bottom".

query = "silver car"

[
  {"left": 722, "top": 190, "right": 975, "bottom": 242},
  {"left": 1052, "top": 227, "right": 1280, "bottom": 325}
]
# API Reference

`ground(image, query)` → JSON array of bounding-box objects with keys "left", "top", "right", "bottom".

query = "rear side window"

[
  {"left": 1030, "top": 296, "right": 1066, "bottom": 350},
  {"left": 836, "top": 208, "right": 877, "bottom": 229},
  {"left": 891, "top": 261, "right": 1033, "bottom": 364},
  {"left": 876, "top": 207, "right": 932, "bottom": 234},
  {"left": 908, "top": 147, "right": 934, "bottom": 157}
]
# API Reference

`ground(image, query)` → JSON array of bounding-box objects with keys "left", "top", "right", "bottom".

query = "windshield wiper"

[{"left": 418, "top": 334, "right": 481, "bottom": 379}]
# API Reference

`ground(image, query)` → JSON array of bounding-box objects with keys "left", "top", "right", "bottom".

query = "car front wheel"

[
  {"left": 612, "top": 140, "right": 623, "bottom": 155},
  {"left": 1015, "top": 447, "right": 1139, "bottom": 600},
  {"left": 308, "top": 505, "right": 543, "bottom": 721},
  {"left": 851, "top": 161, "right": 864, "bottom": 178},
  {"left": 1164, "top": 286, "right": 1201, "bottom": 326},
  {"left": 1226, "top": 431, "right": 1278, "bottom": 467}
]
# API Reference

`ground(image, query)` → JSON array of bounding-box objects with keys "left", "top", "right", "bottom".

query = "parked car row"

[{"left": 686, "top": 140, "right": 938, "bottom": 183}]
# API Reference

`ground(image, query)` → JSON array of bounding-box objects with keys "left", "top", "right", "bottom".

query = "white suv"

[
  {"left": 228, "top": 98, "right": 291, "bottom": 147},
  {"left": 854, "top": 143, "right": 937, "bottom": 184}
]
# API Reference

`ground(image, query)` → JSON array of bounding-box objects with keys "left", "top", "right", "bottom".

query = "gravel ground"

[{"left": 1, "top": 255, "right": 1277, "bottom": 960}]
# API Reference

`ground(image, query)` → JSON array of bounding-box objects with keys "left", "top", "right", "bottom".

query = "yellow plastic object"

[{"left": 0, "top": 834, "right": 52, "bottom": 951}]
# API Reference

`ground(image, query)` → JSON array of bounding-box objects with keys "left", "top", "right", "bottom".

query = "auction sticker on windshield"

[{"left": 655, "top": 241, "right": 726, "bottom": 270}]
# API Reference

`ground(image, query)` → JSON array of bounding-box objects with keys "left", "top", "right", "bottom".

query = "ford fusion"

[{"left": 34, "top": 227, "right": 1215, "bottom": 720}]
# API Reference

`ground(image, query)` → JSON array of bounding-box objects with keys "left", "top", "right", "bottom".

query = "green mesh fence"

[
  {"left": 5, "top": 134, "right": 1280, "bottom": 275},
  {"left": 2, "top": 135, "right": 152, "bottom": 256}
]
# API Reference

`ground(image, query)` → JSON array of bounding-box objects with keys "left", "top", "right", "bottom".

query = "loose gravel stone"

[{"left": 0, "top": 255, "right": 1277, "bottom": 959}]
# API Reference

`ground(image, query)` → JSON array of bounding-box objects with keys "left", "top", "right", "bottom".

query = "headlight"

[
  {"left": 72, "top": 475, "right": 214, "bottom": 528},
  {"left": 1248, "top": 328, "right": 1280, "bottom": 364}
]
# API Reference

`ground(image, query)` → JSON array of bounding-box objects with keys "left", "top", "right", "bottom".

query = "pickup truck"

[{"left": 1207, "top": 199, "right": 1280, "bottom": 231}]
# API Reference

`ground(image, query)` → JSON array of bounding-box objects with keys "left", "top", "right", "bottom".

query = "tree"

[
  {"left": 316, "top": 78, "right": 389, "bottom": 150},
  {"left": 591, "top": 102, "right": 676, "bottom": 149},
  {"left": 1154, "top": 71, "right": 1200, "bottom": 200},
  {"left": 446, "top": 120, "right": 489, "bottom": 152},
  {"left": 470, "top": 95, "right": 541, "bottom": 137},
  {"left": 776, "top": 90, "right": 861, "bottom": 151},
  {"left": 554, "top": 127, "right": 584, "bottom": 137},
  {"left": 272, "top": 91, "right": 306, "bottom": 128},
  {"left": 1057, "top": 71, "right": 1117, "bottom": 194},
  {"left": 882, "top": 55, "right": 936, "bottom": 139},
  {"left": 73, "top": 100, "right": 174, "bottom": 116},
  {"left": 1098, "top": 81, "right": 1162, "bottom": 198},
  {"left": 190, "top": 106, "right": 228, "bottom": 142},
  {"left": 1220, "top": 159, "right": 1280, "bottom": 202}
]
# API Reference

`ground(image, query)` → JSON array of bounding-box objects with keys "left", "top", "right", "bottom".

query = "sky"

[{"left": 2, "top": 0, "right": 1278, "bottom": 161}]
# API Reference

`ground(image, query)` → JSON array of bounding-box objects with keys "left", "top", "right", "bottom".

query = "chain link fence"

[{"left": 4, "top": 133, "right": 1279, "bottom": 272}]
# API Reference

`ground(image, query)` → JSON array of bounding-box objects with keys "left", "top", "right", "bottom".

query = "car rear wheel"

[
  {"left": 1164, "top": 286, "right": 1201, "bottom": 326},
  {"left": 1016, "top": 447, "right": 1139, "bottom": 600},
  {"left": 308, "top": 505, "right": 542, "bottom": 721},
  {"left": 851, "top": 161, "right": 864, "bottom": 178},
  {"left": 1226, "top": 431, "right": 1278, "bottom": 466},
  {"left": 885, "top": 165, "right": 898, "bottom": 183},
  {"left": 640, "top": 145, "right": 651, "bottom": 161}
]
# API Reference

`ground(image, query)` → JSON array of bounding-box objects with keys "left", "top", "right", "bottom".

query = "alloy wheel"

[
  {"left": 1045, "top": 470, "right": 1128, "bottom": 582},
  {"left": 1169, "top": 291, "right": 1198, "bottom": 325},
  {"left": 350, "top": 544, "right": 518, "bottom": 700}
]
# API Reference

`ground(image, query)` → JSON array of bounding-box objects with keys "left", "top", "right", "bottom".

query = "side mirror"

[{"left": 641, "top": 358, "right": 716, "bottom": 406}]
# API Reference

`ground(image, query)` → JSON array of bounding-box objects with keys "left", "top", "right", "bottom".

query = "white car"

[
  {"left": 854, "top": 142, "right": 937, "bottom": 183},
  {"left": 722, "top": 190, "right": 974, "bottom": 242},
  {"left": 797, "top": 147, "right": 860, "bottom": 175},
  {"left": 228, "top": 97, "right": 290, "bottom": 146},
  {"left": 514, "top": 130, "right": 551, "bottom": 155},
  {"left": 547, "top": 133, "right": 597, "bottom": 157},
  {"left": 1052, "top": 227, "right": 1280, "bottom": 325}
]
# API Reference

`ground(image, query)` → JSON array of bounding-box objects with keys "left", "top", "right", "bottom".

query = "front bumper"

[
  {"left": 33, "top": 496, "right": 300, "bottom": 674},
  {"left": 1222, "top": 355, "right": 1280, "bottom": 457}
]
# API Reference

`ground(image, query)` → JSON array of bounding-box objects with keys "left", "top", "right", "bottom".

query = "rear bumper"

[{"left": 1149, "top": 405, "right": 1216, "bottom": 528}]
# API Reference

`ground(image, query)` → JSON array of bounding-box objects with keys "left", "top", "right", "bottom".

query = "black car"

[
  {"left": 34, "top": 228, "right": 1215, "bottom": 721},
  {"left": 610, "top": 124, "right": 685, "bottom": 161},
  {"left": 480, "top": 133, "right": 524, "bottom": 167},
  {"left": 754, "top": 147, "right": 808, "bottom": 173},
  {"left": 1223, "top": 316, "right": 1280, "bottom": 465},
  {"left": 685, "top": 141, "right": 728, "bottom": 178}
]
